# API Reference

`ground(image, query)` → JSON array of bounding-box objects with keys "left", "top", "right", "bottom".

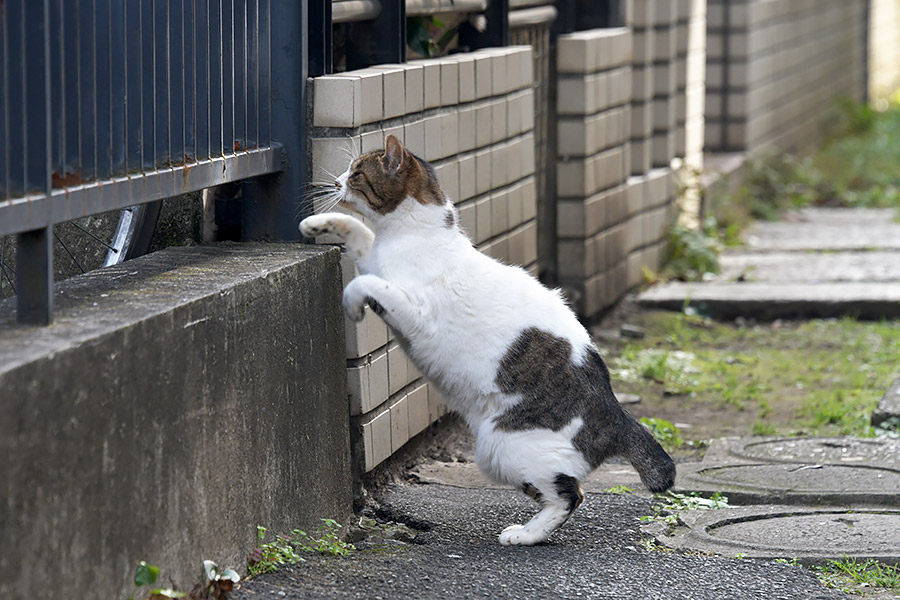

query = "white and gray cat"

[{"left": 300, "top": 135, "right": 675, "bottom": 545}]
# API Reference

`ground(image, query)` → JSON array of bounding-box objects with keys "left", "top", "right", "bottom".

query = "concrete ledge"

[
  {"left": 637, "top": 282, "right": 900, "bottom": 320},
  {"left": 1, "top": 244, "right": 351, "bottom": 599}
]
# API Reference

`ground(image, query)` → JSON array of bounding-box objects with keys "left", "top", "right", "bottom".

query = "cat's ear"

[{"left": 383, "top": 134, "right": 405, "bottom": 175}]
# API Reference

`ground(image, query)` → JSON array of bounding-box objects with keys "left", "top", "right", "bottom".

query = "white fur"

[{"left": 301, "top": 158, "right": 595, "bottom": 545}]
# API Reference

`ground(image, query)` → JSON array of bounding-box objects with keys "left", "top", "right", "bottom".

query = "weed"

[
  {"left": 605, "top": 485, "right": 633, "bottom": 495},
  {"left": 751, "top": 420, "right": 778, "bottom": 436},
  {"left": 638, "top": 492, "right": 730, "bottom": 527},
  {"left": 128, "top": 560, "right": 238, "bottom": 600},
  {"left": 248, "top": 520, "right": 355, "bottom": 577},
  {"left": 189, "top": 561, "right": 240, "bottom": 600},
  {"left": 707, "top": 98, "right": 900, "bottom": 232},
  {"left": 657, "top": 219, "right": 722, "bottom": 282},
  {"left": 130, "top": 561, "right": 184, "bottom": 600},
  {"left": 815, "top": 556, "right": 900, "bottom": 593},
  {"left": 639, "top": 417, "right": 685, "bottom": 451}
]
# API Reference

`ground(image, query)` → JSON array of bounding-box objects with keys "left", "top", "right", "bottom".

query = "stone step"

[{"left": 636, "top": 281, "right": 900, "bottom": 320}]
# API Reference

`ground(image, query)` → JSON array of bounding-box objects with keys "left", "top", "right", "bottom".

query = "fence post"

[
  {"left": 240, "top": 0, "right": 308, "bottom": 241},
  {"left": 458, "top": 0, "right": 509, "bottom": 50},
  {"left": 346, "top": 0, "right": 406, "bottom": 70},
  {"left": 16, "top": 0, "right": 53, "bottom": 325}
]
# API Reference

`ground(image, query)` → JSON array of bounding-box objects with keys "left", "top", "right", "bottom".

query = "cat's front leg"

[
  {"left": 300, "top": 213, "right": 374, "bottom": 265},
  {"left": 342, "top": 274, "right": 423, "bottom": 335}
]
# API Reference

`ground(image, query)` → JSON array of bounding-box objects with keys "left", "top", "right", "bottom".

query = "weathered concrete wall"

[
  {"left": 308, "top": 47, "right": 537, "bottom": 473},
  {"left": 869, "top": 0, "right": 900, "bottom": 102},
  {"left": 0, "top": 244, "right": 351, "bottom": 599},
  {"left": 705, "top": 0, "right": 867, "bottom": 154}
]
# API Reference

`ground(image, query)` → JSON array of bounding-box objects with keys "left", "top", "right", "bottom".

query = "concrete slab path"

[{"left": 637, "top": 208, "right": 900, "bottom": 320}]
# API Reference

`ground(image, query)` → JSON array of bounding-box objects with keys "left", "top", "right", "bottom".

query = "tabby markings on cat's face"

[{"left": 336, "top": 134, "right": 445, "bottom": 217}]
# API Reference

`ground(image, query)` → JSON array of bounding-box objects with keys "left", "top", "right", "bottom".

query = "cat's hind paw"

[{"left": 499, "top": 525, "right": 535, "bottom": 546}]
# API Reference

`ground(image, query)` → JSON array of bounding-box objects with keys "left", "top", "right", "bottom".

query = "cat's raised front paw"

[{"left": 299, "top": 215, "right": 333, "bottom": 237}]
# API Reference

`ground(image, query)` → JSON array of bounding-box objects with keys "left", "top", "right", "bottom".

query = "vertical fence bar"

[
  {"left": 222, "top": 1, "right": 234, "bottom": 153},
  {"left": 141, "top": 0, "right": 155, "bottom": 169},
  {"left": 247, "top": 0, "right": 259, "bottom": 148},
  {"left": 240, "top": 0, "right": 306, "bottom": 241},
  {"left": 458, "top": 0, "right": 508, "bottom": 50},
  {"left": 308, "top": 0, "right": 332, "bottom": 77},
  {"left": 154, "top": 0, "right": 169, "bottom": 166},
  {"left": 209, "top": 1, "right": 223, "bottom": 157},
  {"left": 125, "top": 1, "right": 143, "bottom": 171},
  {"left": 0, "top": 1, "right": 8, "bottom": 199},
  {"left": 184, "top": 1, "right": 196, "bottom": 160},
  {"left": 78, "top": 0, "right": 97, "bottom": 181},
  {"left": 257, "top": 0, "right": 271, "bottom": 147},
  {"left": 48, "top": 0, "right": 64, "bottom": 183},
  {"left": 7, "top": 0, "right": 25, "bottom": 197},
  {"left": 169, "top": 1, "right": 185, "bottom": 165},
  {"left": 95, "top": 0, "right": 112, "bottom": 180},
  {"left": 196, "top": 0, "right": 211, "bottom": 160},
  {"left": 62, "top": 1, "right": 80, "bottom": 183},
  {"left": 110, "top": 0, "right": 126, "bottom": 175},
  {"left": 17, "top": 0, "right": 53, "bottom": 325},
  {"left": 233, "top": 0, "right": 247, "bottom": 151}
]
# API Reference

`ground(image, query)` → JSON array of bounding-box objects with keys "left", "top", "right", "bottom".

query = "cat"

[{"left": 300, "top": 135, "right": 675, "bottom": 546}]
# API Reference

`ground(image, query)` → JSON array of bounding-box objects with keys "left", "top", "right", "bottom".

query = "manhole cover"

[
  {"left": 679, "top": 462, "right": 900, "bottom": 505},
  {"left": 706, "top": 511, "right": 900, "bottom": 556},
  {"left": 646, "top": 506, "right": 900, "bottom": 563},
  {"left": 732, "top": 437, "right": 900, "bottom": 465}
]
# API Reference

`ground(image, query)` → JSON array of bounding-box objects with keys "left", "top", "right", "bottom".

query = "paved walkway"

[
  {"left": 637, "top": 208, "right": 900, "bottom": 319},
  {"left": 233, "top": 207, "right": 900, "bottom": 599}
]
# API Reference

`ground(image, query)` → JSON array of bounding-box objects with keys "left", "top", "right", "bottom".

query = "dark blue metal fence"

[
  {"left": 1, "top": 0, "right": 617, "bottom": 325},
  {"left": 1, "top": 0, "right": 308, "bottom": 324}
]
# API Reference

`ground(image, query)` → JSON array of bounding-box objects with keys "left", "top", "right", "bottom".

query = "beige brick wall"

[
  {"left": 556, "top": 27, "right": 679, "bottom": 320},
  {"left": 870, "top": 0, "right": 900, "bottom": 102},
  {"left": 309, "top": 47, "right": 537, "bottom": 472},
  {"left": 706, "top": 0, "right": 867, "bottom": 154}
]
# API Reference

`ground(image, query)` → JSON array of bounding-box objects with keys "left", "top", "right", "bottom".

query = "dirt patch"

[{"left": 592, "top": 296, "right": 900, "bottom": 458}]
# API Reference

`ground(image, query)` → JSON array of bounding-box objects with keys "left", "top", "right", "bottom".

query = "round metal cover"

[{"left": 732, "top": 437, "right": 900, "bottom": 465}]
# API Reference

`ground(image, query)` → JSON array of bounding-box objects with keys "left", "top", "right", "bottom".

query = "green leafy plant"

[
  {"left": 658, "top": 218, "right": 722, "bottom": 282},
  {"left": 407, "top": 16, "right": 458, "bottom": 58},
  {"left": 605, "top": 485, "right": 633, "bottom": 495},
  {"left": 639, "top": 491, "right": 730, "bottom": 526},
  {"left": 248, "top": 520, "right": 355, "bottom": 577},
  {"left": 129, "top": 561, "right": 185, "bottom": 600},
  {"left": 639, "top": 417, "right": 685, "bottom": 451}
]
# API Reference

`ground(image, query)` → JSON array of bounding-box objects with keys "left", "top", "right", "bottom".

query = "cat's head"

[{"left": 334, "top": 135, "right": 446, "bottom": 221}]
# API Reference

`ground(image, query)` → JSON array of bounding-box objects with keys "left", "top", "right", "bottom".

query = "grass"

[
  {"left": 604, "top": 312, "right": 900, "bottom": 443},
  {"left": 815, "top": 556, "right": 900, "bottom": 595},
  {"left": 706, "top": 97, "right": 900, "bottom": 239},
  {"left": 247, "top": 520, "right": 354, "bottom": 577}
]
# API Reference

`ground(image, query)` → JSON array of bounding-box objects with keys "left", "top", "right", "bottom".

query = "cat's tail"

[{"left": 621, "top": 418, "right": 676, "bottom": 493}]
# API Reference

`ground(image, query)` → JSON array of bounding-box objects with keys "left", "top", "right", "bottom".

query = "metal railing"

[
  {"left": 1, "top": 0, "right": 308, "bottom": 324},
  {"left": 1, "top": 0, "right": 622, "bottom": 325}
]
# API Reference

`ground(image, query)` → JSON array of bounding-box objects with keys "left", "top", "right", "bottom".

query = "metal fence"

[{"left": 1, "top": 0, "right": 621, "bottom": 325}]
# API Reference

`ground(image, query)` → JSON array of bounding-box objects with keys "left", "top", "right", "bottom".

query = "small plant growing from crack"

[
  {"left": 128, "top": 559, "right": 239, "bottom": 600},
  {"left": 638, "top": 491, "right": 730, "bottom": 527},
  {"left": 247, "top": 519, "right": 355, "bottom": 576}
]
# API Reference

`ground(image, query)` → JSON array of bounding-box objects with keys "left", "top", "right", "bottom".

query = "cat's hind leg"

[
  {"left": 299, "top": 213, "right": 374, "bottom": 264},
  {"left": 499, "top": 475, "right": 584, "bottom": 546}
]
